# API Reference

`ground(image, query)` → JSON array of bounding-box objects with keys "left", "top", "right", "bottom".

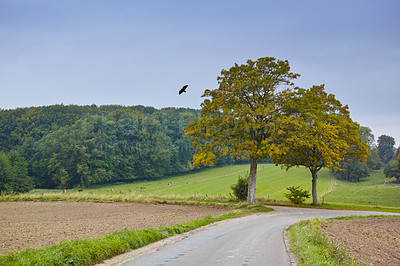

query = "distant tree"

[
  {"left": 366, "top": 146, "right": 382, "bottom": 170},
  {"left": 334, "top": 160, "right": 369, "bottom": 182},
  {"left": 360, "top": 126, "right": 375, "bottom": 147},
  {"left": 384, "top": 159, "right": 400, "bottom": 182},
  {"left": 332, "top": 126, "right": 372, "bottom": 181},
  {"left": 0, "top": 152, "right": 12, "bottom": 192},
  {"left": 184, "top": 56, "right": 299, "bottom": 204},
  {"left": 270, "top": 85, "right": 369, "bottom": 204},
  {"left": 0, "top": 150, "right": 31, "bottom": 193},
  {"left": 397, "top": 148, "right": 400, "bottom": 171},
  {"left": 378, "top": 135, "right": 395, "bottom": 165},
  {"left": 7, "top": 150, "right": 32, "bottom": 193}
]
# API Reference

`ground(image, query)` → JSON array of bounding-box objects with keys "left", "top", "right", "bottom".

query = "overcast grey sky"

[{"left": 1, "top": 0, "right": 399, "bottom": 145}]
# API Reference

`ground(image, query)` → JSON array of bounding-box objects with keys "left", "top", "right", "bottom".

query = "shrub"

[
  {"left": 284, "top": 186, "right": 310, "bottom": 204},
  {"left": 231, "top": 175, "right": 248, "bottom": 201}
]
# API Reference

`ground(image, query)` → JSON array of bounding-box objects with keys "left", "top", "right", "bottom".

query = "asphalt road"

[{"left": 117, "top": 206, "right": 399, "bottom": 266}]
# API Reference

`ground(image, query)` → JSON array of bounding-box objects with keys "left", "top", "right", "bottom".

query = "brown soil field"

[
  {"left": 1, "top": 202, "right": 399, "bottom": 266},
  {"left": 321, "top": 217, "right": 400, "bottom": 266},
  {"left": 0, "top": 201, "right": 230, "bottom": 255}
]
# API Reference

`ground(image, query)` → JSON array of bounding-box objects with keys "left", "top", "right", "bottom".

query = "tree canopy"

[
  {"left": 378, "top": 135, "right": 396, "bottom": 165},
  {"left": 0, "top": 150, "right": 32, "bottom": 193},
  {"left": 270, "top": 85, "right": 369, "bottom": 204},
  {"left": 384, "top": 147, "right": 400, "bottom": 183},
  {"left": 184, "top": 56, "right": 299, "bottom": 204}
]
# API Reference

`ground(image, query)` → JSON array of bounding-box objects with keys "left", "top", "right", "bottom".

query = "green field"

[
  {"left": 44, "top": 164, "right": 332, "bottom": 203},
  {"left": 324, "top": 170, "right": 400, "bottom": 208},
  {"left": 28, "top": 164, "right": 400, "bottom": 208}
]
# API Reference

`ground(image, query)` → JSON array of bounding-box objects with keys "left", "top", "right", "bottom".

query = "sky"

[{"left": 1, "top": 0, "right": 399, "bottom": 146}]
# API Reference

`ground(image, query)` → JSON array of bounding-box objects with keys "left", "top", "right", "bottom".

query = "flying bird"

[{"left": 179, "top": 84, "right": 188, "bottom": 95}]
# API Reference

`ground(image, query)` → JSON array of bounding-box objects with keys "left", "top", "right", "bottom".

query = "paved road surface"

[{"left": 116, "top": 206, "right": 399, "bottom": 266}]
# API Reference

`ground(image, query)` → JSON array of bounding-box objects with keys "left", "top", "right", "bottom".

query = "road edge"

[
  {"left": 283, "top": 226, "right": 299, "bottom": 266},
  {"left": 98, "top": 213, "right": 268, "bottom": 265}
]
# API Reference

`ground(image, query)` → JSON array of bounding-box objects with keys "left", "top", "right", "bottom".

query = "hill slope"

[{"left": 73, "top": 164, "right": 334, "bottom": 203}]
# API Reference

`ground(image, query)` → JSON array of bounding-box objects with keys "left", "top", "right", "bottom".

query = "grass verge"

[
  {"left": 285, "top": 215, "right": 399, "bottom": 265},
  {"left": 0, "top": 205, "right": 272, "bottom": 265},
  {"left": 285, "top": 218, "right": 359, "bottom": 265}
]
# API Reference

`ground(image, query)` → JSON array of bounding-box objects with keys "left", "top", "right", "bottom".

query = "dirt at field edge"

[
  {"left": 0, "top": 201, "right": 231, "bottom": 255},
  {"left": 321, "top": 217, "right": 400, "bottom": 266}
]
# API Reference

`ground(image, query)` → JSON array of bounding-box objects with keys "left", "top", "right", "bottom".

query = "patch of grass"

[
  {"left": 286, "top": 218, "right": 360, "bottom": 265},
  {"left": 325, "top": 170, "right": 400, "bottom": 208},
  {"left": 0, "top": 206, "right": 273, "bottom": 265}
]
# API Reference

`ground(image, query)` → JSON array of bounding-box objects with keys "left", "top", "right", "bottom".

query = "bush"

[
  {"left": 284, "top": 186, "right": 310, "bottom": 204},
  {"left": 231, "top": 175, "right": 248, "bottom": 201}
]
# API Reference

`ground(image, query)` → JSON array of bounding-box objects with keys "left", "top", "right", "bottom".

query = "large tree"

[
  {"left": 270, "top": 85, "right": 369, "bottom": 204},
  {"left": 184, "top": 57, "right": 299, "bottom": 204}
]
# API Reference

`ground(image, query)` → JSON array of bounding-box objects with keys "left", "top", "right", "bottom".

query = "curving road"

[{"left": 108, "top": 206, "right": 399, "bottom": 266}]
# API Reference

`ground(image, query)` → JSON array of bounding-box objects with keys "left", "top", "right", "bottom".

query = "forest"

[
  {"left": 0, "top": 104, "right": 398, "bottom": 193},
  {"left": 0, "top": 105, "right": 203, "bottom": 190}
]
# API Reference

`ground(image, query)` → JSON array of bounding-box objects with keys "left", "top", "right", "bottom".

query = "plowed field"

[
  {"left": 0, "top": 201, "right": 229, "bottom": 255},
  {"left": 321, "top": 217, "right": 400, "bottom": 266}
]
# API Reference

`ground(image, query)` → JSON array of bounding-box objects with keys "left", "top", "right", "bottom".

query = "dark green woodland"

[{"left": 0, "top": 105, "right": 201, "bottom": 190}]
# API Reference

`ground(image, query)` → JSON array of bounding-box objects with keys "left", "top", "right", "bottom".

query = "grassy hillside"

[
  {"left": 324, "top": 170, "right": 400, "bottom": 208},
  {"left": 17, "top": 164, "right": 400, "bottom": 209},
  {"left": 47, "top": 164, "right": 333, "bottom": 203}
]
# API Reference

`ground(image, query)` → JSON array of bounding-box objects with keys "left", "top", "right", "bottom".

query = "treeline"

[
  {"left": 0, "top": 105, "right": 201, "bottom": 190},
  {"left": 333, "top": 128, "right": 400, "bottom": 182}
]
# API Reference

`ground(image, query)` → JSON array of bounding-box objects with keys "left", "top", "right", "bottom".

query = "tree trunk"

[
  {"left": 311, "top": 170, "right": 318, "bottom": 205},
  {"left": 247, "top": 158, "right": 258, "bottom": 205}
]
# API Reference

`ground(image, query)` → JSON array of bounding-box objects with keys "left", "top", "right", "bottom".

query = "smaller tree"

[
  {"left": 384, "top": 147, "right": 400, "bottom": 183},
  {"left": 333, "top": 160, "right": 369, "bottom": 182},
  {"left": 384, "top": 159, "right": 400, "bottom": 182},
  {"left": 0, "top": 152, "right": 12, "bottom": 192},
  {"left": 0, "top": 151, "right": 31, "bottom": 193},
  {"left": 7, "top": 150, "right": 32, "bottom": 193},
  {"left": 378, "top": 135, "right": 395, "bottom": 165},
  {"left": 231, "top": 175, "right": 249, "bottom": 201},
  {"left": 397, "top": 148, "right": 400, "bottom": 171},
  {"left": 366, "top": 146, "right": 382, "bottom": 170},
  {"left": 284, "top": 186, "right": 310, "bottom": 204},
  {"left": 360, "top": 126, "right": 375, "bottom": 147}
]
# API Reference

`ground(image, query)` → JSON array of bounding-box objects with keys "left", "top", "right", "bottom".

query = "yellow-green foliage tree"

[
  {"left": 184, "top": 57, "right": 299, "bottom": 204},
  {"left": 270, "top": 85, "right": 369, "bottom": 204}
]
